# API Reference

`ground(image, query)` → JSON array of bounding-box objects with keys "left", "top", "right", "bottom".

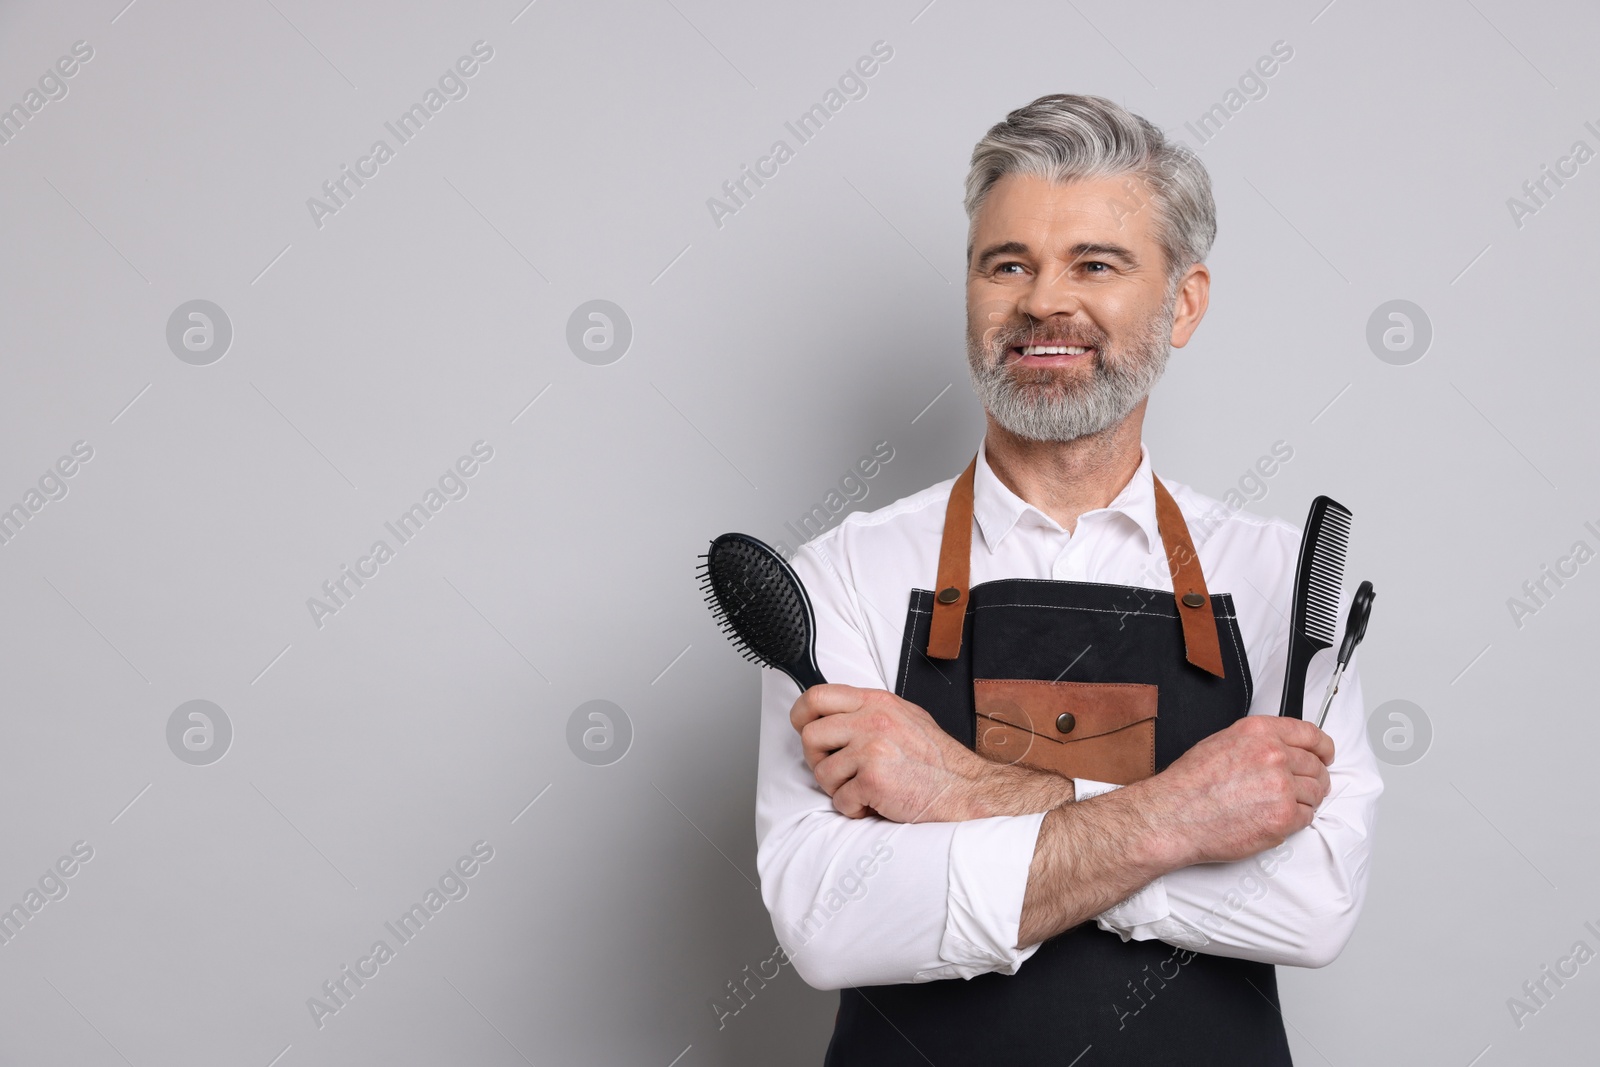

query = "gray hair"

[{"left": 964, "top": 94, "right": 1216, "bottom": 289}]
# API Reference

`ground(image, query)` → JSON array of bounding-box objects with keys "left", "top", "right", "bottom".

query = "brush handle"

[
  {"left": 784, "top": 660, "right": 827, "bottom": 692},
  {"left": 783, "top": 594, "right": 827, "bottom": 691}
]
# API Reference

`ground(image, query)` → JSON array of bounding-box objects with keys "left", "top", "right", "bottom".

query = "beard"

[{"left": 965, "top": 295, "right": 1177, "bottom": 443}]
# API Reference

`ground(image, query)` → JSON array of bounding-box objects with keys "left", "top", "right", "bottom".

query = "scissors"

[{"left": 1316, "top": 580, "right": 1375, "bottom": 730}]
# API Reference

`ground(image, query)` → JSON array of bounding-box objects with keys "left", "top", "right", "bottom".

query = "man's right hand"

[
  {"left": 1134, "top": 714, "right": 1335, "bottom": 868},
  {"left": 1016, "top": 714, "right": 1335, "bottom": 949}
]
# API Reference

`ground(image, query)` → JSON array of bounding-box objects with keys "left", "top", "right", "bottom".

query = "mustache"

[{"left": 986, "top": 320, "right": 1110, "bottom": 352}]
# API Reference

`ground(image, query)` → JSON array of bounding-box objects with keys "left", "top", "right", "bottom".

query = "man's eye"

[
  {"left": 1083, "top": 261, "right": 1109, "bottom": 272},
  {"left": 995, "top": 262, "right": 1025, "bottom": 275}
]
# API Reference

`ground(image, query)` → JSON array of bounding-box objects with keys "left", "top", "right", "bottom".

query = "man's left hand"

[{"left": 790, "top": 684, "right": 1074, "bottom": 823}]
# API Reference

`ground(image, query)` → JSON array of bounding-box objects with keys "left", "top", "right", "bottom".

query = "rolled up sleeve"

[
  {"left": 941, "top": 814, "right": 1047, "bottom": 975},
  {"left": 1092, "top": 635, "right": 1383, "bottom": 968},
  {"left": 754, "top": 543, "right": 1048, "bottom": 989}
]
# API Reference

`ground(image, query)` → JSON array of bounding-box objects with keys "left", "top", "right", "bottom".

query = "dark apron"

[{"left": 823, "top": 457, "right": 1291, "bottom": 1066}]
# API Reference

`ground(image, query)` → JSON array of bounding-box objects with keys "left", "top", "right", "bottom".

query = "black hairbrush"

[
  {"left": 698, "top": 533, "right": 826, "bottom": 691},
  {"left": 1277, "top": 496, "right": 1352, "bottom": 719}
]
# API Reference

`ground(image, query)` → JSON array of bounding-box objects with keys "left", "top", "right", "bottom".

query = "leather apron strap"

[
  {"left": 1152, "top": 474, "right": 1225, "bottom": 677},
  {"left": 926, "top": 453, "right": 1226, "bottom": 678},
  {"left": 926, "top": 458, "right": 977, "bottom": 660}
]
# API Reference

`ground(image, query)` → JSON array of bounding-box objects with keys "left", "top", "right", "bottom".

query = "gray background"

[{"left": 0, "top": 0, "right": 1594, "bottom": 1064}]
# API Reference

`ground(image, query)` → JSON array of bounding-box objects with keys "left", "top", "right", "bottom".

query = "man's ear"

[{"left": 1168, "top": 262, "right": 1211, "bottom": 349}]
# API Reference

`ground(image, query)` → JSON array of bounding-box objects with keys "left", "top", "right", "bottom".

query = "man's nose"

[{"left": 1016, "top": 262, "right": 1084, "bottom": 321}]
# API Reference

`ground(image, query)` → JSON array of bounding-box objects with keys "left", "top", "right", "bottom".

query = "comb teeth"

[{"left": 1302, "top": 505, "right": 1351, "bottom": 645}]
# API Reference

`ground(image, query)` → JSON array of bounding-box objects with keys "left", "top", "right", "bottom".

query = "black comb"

[
  {"left": 1278, "top": 496, "right": 1352, "bottom": 719},
  {"left": 697, "top": 532, "right": 826, "bottom": 691}
]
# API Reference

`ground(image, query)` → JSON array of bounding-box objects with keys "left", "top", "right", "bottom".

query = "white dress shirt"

[{"left": 754, "top": 439, "right": 1383, "bottom": 991}]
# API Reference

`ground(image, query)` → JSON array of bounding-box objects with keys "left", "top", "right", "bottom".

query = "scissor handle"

[{"left": 1337, "top": 580, "right": 1375, "bottom": 664}]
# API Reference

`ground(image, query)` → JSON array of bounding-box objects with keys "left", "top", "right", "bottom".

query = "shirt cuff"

[
  {"left": 1071, "top": 779, "right": 1187, "bottom": 941},
  {"left": 935, "top": 813, "right": 1047, "bottom": 977},
  {"left": 1072, "top": 778, "right": 1122, "bottom": 801}
]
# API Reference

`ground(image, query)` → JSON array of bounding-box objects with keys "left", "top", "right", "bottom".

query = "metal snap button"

[
  {"left": 1055, "top": 712, "right": 1076, "bottom": 734},
  {"left": 1181, "top": 592, "right": 1205, "bottom": 608},
  {"left": 937, "top": 587, "right": 961, "bottom": 604}
]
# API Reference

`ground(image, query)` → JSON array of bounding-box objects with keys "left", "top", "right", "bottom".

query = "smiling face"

[{"left": 965, "top": 172, "right": 1209, "bottom": 442}]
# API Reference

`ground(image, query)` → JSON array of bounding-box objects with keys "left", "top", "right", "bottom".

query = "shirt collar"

[{"left": 971, "top": 437, "right": 1160, "bottom": 554}]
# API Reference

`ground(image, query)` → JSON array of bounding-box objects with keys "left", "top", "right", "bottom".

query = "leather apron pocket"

[{"left": 974, "top": 679, "right": 1157, "bottom": 785}]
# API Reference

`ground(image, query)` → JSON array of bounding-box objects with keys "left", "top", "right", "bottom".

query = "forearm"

[
  {"left": 760, "top": 671, "right": 1051, "bottom": 988},
  {"left": 961, "top": 761, "right": 1077, "bottom": 817},
  {"left": 1100, "top": 667, "right": 1385, "bottom": 967},
  {"left": 1105, "top": 769, "right": 1381, "bottom": 967},
  {"left": 1015, "top": 781, "right": 1187, "bottom": 948}
]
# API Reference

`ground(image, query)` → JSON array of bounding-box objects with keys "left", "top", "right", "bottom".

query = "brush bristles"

[
  {"left": 699, "top": 572, "right": 763, "bottom": 664},
  {"left": 699, "top": 534, "right": 811, "bottom": 672},
  {"left": 1303, "top": 505, "right": 1351, "bottom": 646}
]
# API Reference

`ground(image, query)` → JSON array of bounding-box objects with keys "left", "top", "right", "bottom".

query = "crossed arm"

[
  {"left": 792, "top": 683, "right": 1334, "bottom": 950},
  {"left": 754, "top": 548, "right": 1382, "bottom": 991}
]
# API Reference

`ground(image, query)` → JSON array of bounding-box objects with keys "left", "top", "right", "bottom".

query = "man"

[{"left": 753, "top": 94, "right": 1382, "bottom": 1065}]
